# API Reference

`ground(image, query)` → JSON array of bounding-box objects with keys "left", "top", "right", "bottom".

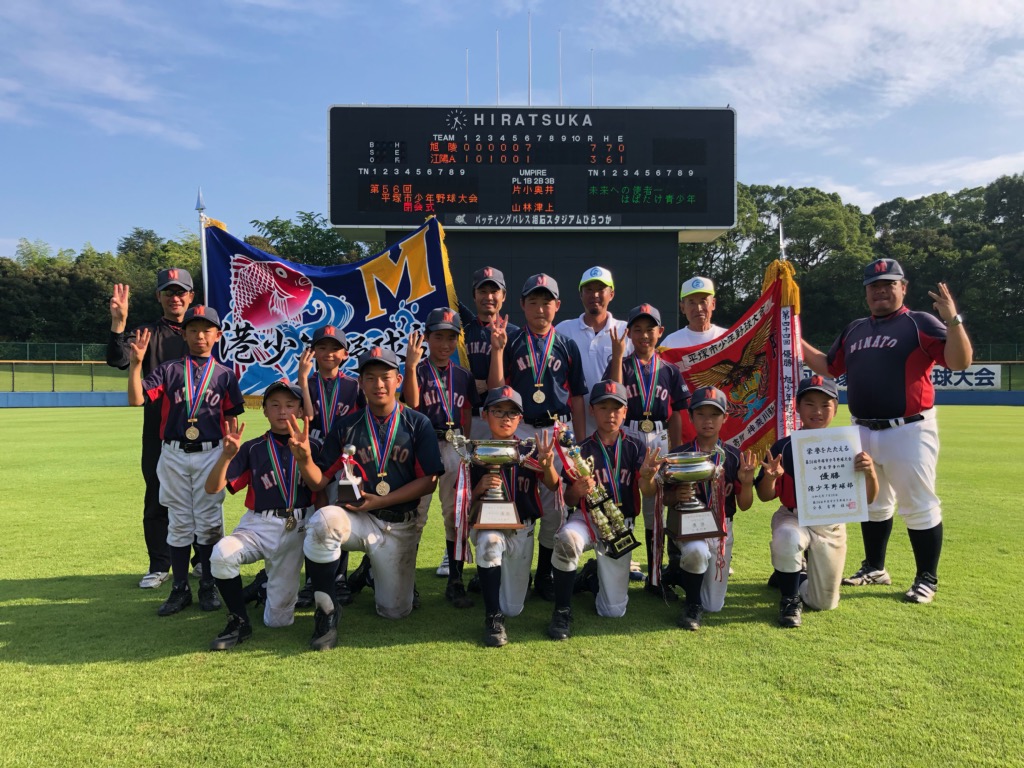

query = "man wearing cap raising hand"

[
  {"left": 555, "top": 266, "right": 631, "bottom": 437},
  {"left": 107, "top": 268, "right": 194, "bottom": 590},
  {"left": 802, "top": 259, "right": 972, "bottom": 604},
  {"left": 661, "top": 275, "right": 727, "bottom": 350}
]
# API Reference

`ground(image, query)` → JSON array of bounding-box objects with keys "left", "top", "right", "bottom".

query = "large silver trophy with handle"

[
  {"left": 452, "top": 436, "right": 536, "bottom": 530},
  {"left": 556, "top": 429, "right": 640, "bottom": 559},
  {"left": 659, "top": 450, "right": 726, "bottom": 542}
]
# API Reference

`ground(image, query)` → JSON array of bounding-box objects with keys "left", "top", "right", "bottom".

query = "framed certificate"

[{"left": 791, "top": 427, "right": 869, "bottom": 527}]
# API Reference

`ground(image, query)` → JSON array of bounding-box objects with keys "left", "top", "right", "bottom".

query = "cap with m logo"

[{"left": 863, "top": 258, "right": 905, "bottom": 285}]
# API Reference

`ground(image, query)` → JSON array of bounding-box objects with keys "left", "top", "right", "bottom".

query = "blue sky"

[{"left": 2, "top": 0, "right": 1023, "bottom": 258}]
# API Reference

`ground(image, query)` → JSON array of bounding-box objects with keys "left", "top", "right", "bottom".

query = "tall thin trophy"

[
  {"left": 659, "top": 451, "right": 725, "bottom": 542},
  {"left": 556, "top": 430, "right": 640, "bottom": 559},
  {"left": 335, "top": 444, "right": 363, "bottom": 504},
  {"left": 452, "top": 436, "right": 536, "bottom": 530}
]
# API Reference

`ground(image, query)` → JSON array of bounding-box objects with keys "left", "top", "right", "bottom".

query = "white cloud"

[{"left": 877, "top": 150, "right": 1024, "bottom": 189}]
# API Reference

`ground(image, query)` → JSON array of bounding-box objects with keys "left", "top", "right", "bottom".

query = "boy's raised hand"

[
  {"left": 110, "top": 283, "right": 130, "bottom": 325},
  {"left": 406, "top": 328, "right": 425, "bottom": 366},
  {"left": 286, "top": 414, "right": 311, "bottom": 461},
  {"left": 641, "top": 446, "right": 663, "bottom": 481},
  {"left": 490, "top": 315, "right": 509, "bottom": 352},
  {"left": 297, "top": 348, "right": 314, "bottom": 380},
  {"left": 129, "top": 327, "right": 151, "bottom": 364},
  {"left": 739, "top": 449, "right": 758, "bottom": 483},
  {"left": 609, "top": 324, "right": 628, "bottom": 360},
  {"left": 535, "top": 428, "right": 555, "bottom": 469},
  {"left": 761, "top": 451, "right": 783, "bottom": 480},
  {"left": 222, "top": 417, "right": 245, "bottom": 458}
]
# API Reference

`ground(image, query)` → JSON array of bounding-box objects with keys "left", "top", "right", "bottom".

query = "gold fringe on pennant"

[
  {"left": 761, "top": 259, "right": 801, "bottom": 314},
  {"left": 243, "top": 394, "right": 264, "bottom": 410},
  {"left": 203, "top": 216, "right": 228, "bottom": 231}
]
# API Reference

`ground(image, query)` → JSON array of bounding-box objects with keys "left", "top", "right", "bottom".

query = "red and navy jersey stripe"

[
  {"left": 605, "top": 353, "right": 690, "bottom": 422},
  {"left": 670, "top": 440, "right": 744, "bottom": 518},
  {"left": 562, "top": 432, "right": 646, "bottom": 519},
  {"left": 225, "top": 431, "right": 320, "bottom": 512},
  {"left": 411, "top": 359, "right": 480, "bottom": 430},
  {"left": 502, "top": 328, "right": 587, "bottom": 419},
  {"left": 827, "top": 307, "right": 948, "bottom": 419},
  {"left": 142, "top": 355, "right": 245, "bottom": 442}
]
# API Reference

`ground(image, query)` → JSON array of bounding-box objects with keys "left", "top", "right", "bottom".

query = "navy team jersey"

[
  {"left": 827, "top": 306, "right": 948, "bottom": 419},
  {"left": 142, "top": 355, "right": 245, "bottom": 442},
  {"left": 563, "top": 432, "right": 645, "bottom": 519},
  {"left": 307, "top": 372, "right": 362, "bottom": 442},
  {"left": 502, "top": 327, "right": 587, "bottom": 420},
  {"left": 412, "top": 359, "right": 479, "bottom": 431},
  {"left": 669, "top": 440, "right": 744, "bottom": 519},
  {"left": 319, "top": 404, "right": 444, "bottom": 515},
  {"left": 605, "top": 353, "right": 690, "bottom": 422},
  {"left": 459, "top": 303, "right": 521, "bottom": 386},
  {"left": 754, "top": 435, "right": 798, "bottom": 510},
  {"left": 226, "top": 431, "right": 321, "bottom": 511},
  {"left": 469, "top": 455, "right": 545, "bottom": 522}
]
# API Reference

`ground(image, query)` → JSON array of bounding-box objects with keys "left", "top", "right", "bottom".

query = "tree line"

[{"left": 1, "top": 176, "right": 1021, "bottom": 354}]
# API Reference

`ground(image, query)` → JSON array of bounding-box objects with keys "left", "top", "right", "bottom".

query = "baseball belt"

[{"left": 854, "top": 413, "right": 926, "bottom": 431}]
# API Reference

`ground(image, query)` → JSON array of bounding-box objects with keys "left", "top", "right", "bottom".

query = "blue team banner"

[{"left": 204, "top": 217, "right": 459, "bottom": 395}]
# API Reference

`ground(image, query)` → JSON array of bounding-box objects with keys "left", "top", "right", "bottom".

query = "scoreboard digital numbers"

[{"left": 328, "top": 106, "right": 736, "bottom": 240}]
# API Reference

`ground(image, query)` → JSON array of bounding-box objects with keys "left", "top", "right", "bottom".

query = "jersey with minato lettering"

[
  {"left": 459, "top": 303, "right": 520, "bottom": 385},
  {"left": 669, "top": 440, "right": 744, "bottom": 518},
  {"left": 318, "top": 404, "right": 444, "bottom": 515},
  {"left": 468, "top": 454, "right": 546, "bottom": 522},
  {"left": 142, "top": 355, "right": 245, "bottom": 442},
  {"left": 827, "top": 306, "right": 948, "bottom": 419},
  {"left": 226, "top": 431, "right": 322, "bottom": 512},
  {"left": 754, "top": 435, "right": 798, "bottom": 510},
  {"left": 306, "top": 372, "right": 362, "bottom": 442},
  {"left": 605, "top": 353, "right": 690, "bottom": 422},
  {"left": 411, "top": 359, "right": 479, "bottom": 431},
  {"left": 562, "top": 432, "right": 646, "bottom": 519},
  {"left": 501, "top": 327, "right": 587, "bottom": 420}
]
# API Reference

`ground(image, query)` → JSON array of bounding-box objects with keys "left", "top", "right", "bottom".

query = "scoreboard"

[{"left": 328, "top": 106, "right": 736, "bottom": 241}]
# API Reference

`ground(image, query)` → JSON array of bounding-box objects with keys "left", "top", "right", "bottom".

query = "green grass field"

[{"left": 1, "top": 406, "right": 1021, "bottom": 767}]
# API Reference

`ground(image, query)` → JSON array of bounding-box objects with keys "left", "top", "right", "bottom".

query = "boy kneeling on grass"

[
  {"left": 204, "top": 381, "right": 318, "bottom": 650},
  {"left": 755, "top": 375, "right": 879, "bottom": 628}
]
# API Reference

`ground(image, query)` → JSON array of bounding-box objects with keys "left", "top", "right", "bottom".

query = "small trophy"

[
  {"left": 659, "top": 451, "right": 725, "bottom": 542},
  {"left": 335, "top": 444, "right": 363, "bottom": 504},
  {"left": 557, "top": 430, "right": 641, "bottom": 560},
  {"left": 452, "top": 436, "right": 536, "bottom": 529}
]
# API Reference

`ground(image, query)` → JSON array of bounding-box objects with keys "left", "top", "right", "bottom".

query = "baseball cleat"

[
  {"left": 157, "top": 582, "right": 193, "bottom": 616},
  {"left": 467, "top": 573, "right": 482, "bottom": 593},
  {"left": 412, "top": 588, "right": 421, "bottom": 610},
  {"left": 842, "top": 560, "right": 892, "bottom": 586},
  {"left": 139, "top": 571, "right": 170, "bottom": 589},
  {"left": 198, "top": 581, "right": 222, "bottom": 612},
  {"left": 678, "top": 602, "right": 704, "bottom": 631},
  {"left": 533, "top": 573, "right": 556, "bottom": 602},
  {"left": 210, "top": 614, "right": 253, "bottom": 651},
  {"left": 335, "top": 572, "right": 353, "bottom": 607},
  {"left": 904, "top": 575, "right": 937, "bottom": 604},
  {"left": 644, "top": 581, "right": 679, "bottom": 602},
  {"left": 436, "top": 552, "right": 450, "bottom": 578},
  {"left": 348, "top": 556, "right": 374, "bottom": 594},
  {"left": 445, "top": 581, "right": 474, "bottom": 609},
  {"left": 242, "top": 570, "right": 268, "bottom": 605},
  {"left": 295, "top": 579, "right": 314, "bottom": 610},
  {"left": 778, "top": 596, "right": 803, "bottom": 628},
  {"left": 547, "top": 607, "right": 573, "bottom": 640},
  {"left": 484, "top": 612, "right": 508, "bottom": 647},
  {"left": 310, "top": 604, "right": 340, "bottom": 651},
  {"left": 574, "top": 560, "right": 599, "bottom": 595}
]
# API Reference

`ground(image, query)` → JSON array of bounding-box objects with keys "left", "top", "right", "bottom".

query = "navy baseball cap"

[
  {"left": 483, "top": 385, "right": 523, "bottom": 411},
  {"left": 357, "top": 347, "right": 401, "bottom": 372},
  {"left": 263, "top": 379, "right": 303, "bottom": 403},
  {"left": 627, "top": 303, "right": 663, "bottom": 327},
  {"left": 521, "top": 273, "right": 560, "bottom": 300},
  {"left": 425, "top": 307, "right": 462, "bottom": 333},
  {"left": 472, "top": 266, "right": 507, "bottom": 291},
  {"left": 311, "top": 325, "right": 348, "bottom": 349},
  {"left": 157, "top": 268, "right": 193, "bottom": 291},
  {"left": 796, "top": 375, "right": 839, "bottom": 401},
  {"left": 689, "top": 386, "right": 727, "bottom": 414},
  {"left": 182, "top": 305, "right": 221, "bottom": 330},
  {"left": 589, "top": 379, "right": 628, "bottom": 406},
  {"left": 863, "top": 258, "right": 905, "bottom": 285}
]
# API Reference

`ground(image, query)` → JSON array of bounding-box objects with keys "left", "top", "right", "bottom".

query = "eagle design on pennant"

[{"left": 687, "top": 321, "right": 774, "bottom": 421}]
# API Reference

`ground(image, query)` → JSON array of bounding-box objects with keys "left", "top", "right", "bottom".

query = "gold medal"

[
  {"left": 185, "top": 425, "right": 200, "bottom": 441},
  {"left": 533, "top": 389, "right": 546, "bottom": 404},
  {"left": 444, "top": 428, "right": 454, "bottom": 442},
  {"left": 640, "top": 419, "right": 654, "bottom": 433},
  {"left": 285, "top": 515, "right": 297, "bottom": 532},
  {"left": 376, "top": 480, "right": 391, "bottom": 496}
]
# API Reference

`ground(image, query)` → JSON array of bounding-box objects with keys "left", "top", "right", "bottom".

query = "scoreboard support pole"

[{"left": 390, "top": 229, "right": 681, "bottom": 332}]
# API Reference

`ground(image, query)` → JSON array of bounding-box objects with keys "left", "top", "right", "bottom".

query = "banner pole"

[{"left": 195, "top": 187, "right": 209, "bottom": 304}]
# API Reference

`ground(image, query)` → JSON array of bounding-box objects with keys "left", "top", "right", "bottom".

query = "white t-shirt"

[
  {"left": 661, "top": 324, "right": 728, "bottom": 350},
  {"left": 554, "top": 313, "right": 631, "bottom": 399}
]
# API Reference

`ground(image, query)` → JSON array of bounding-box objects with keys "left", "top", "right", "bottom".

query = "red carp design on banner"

[{"left": 229, "top": 254, "right": 313, "bottom": 329}]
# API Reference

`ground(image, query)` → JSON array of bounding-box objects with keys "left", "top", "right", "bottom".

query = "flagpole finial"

[{"left": 195, "top": 187, "right": 206, "bottom": 212}]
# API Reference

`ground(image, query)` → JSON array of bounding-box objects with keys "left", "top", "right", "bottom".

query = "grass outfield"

[{"left": 0, "top": 406, "right": 1021, "bottom": 767}]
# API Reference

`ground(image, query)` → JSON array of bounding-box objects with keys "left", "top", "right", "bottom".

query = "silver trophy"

[
  {"left": 451, "top": 436, "right": 536, "bottom": 529},
  {"left": 659, "top": 450, "right": 725, "bottom": 542},
  {"left": 335, "top": 444, "right": 363, "bottom": 504}
]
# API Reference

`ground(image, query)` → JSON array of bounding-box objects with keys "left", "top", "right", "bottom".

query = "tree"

[{"left": 249, "top": 211, "right": 366, "bottom": 266}]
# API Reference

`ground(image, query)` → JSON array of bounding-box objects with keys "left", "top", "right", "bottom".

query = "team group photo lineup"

[{"left": 109, "top": 244, "right": 971, "bottom": 652}]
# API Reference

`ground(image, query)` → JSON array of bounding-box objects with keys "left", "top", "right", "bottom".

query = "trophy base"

[
  {"left": 602, "top": 530, "right": 640, "bottom": 560},
  {"left": 471, "top": 500, "right": 526, "bottom": 530},
  {"left": 668, "top": 507, "right": 725, "bottom": 542},
  {"left": 335, "top": 479, "right": 363, "bottom": 504}
]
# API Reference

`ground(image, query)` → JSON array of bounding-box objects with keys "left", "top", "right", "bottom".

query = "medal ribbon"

[
  {"left": 183, "top": 355, "right": 216, "bottom": 423},
  {"left": 265, "top": 434, "right": 298, "bottom": 510},
  {"left": 316, "top": 374, "right": 341, "bottom": 434},
  {"left": 634, "top": 353, "right": 661, "bottom": 417},
  {"left": 364, "top": 403, "right": 402, "bottom": 483},
  {"left": 525, "top": 329, "right": 556, "bottom": 391},
  {"left": 425, "top": 360, "right": 455, "bottom": 426},
  {"left": 595, "top": 434, "right": 623, "bottom": 507}
]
